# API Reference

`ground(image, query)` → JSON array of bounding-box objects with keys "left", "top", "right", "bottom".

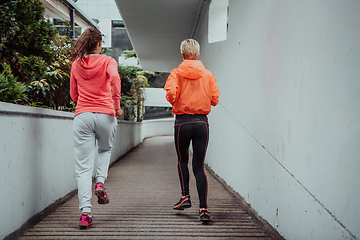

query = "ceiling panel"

[{"left": 114, "top": 0, "right": 205, "bottom": 72}]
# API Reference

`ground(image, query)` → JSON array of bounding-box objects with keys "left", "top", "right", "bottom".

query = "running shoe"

[
  {"left": 78, "top": 213, "right": 93, "bottom": 229},
  {"left": 173, "top": 195, "right": 191, "bottom": 210},
  {"left": 199, "top": 209, "right": 211, "bottom": 223},
  {"left": 94, "top": 182, "right": 110, "bottom": 204}
]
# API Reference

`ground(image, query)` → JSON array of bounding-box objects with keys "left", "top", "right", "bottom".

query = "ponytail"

[{"left": 70, "top": 28, "right": 102, "bottom": 61}]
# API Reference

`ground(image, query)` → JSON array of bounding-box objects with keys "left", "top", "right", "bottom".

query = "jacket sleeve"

[
  {"left": 210, "top": 75, "right": 220, "bottom": 106},
  {"left": 107, "top": 58, "right": 121, "bottom": 109},
  {"left": 164, "top": 69, "right": 178, "bottom": 105},
  {"left": 70, "top": 63, "right": 78, "bottom": 102}
]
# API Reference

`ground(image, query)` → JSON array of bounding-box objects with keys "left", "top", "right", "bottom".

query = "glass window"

[
  {"left": 112, "top": 20, "right": 125, "bottom": 28},
  {"left": 53, "top": 19, "right": 81, "bottom": 38}
]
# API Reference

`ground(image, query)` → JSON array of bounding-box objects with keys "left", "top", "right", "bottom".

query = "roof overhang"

[
  {"left": 114, "top": 0, "right": 208, "bottom": 72},
  {"left": 42, "top": 0, "right": 99, "bottom": 29}
]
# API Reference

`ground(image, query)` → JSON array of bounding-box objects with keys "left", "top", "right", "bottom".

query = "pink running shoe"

[
  {"left": 94, "top": 182, "right": 110, "bottom": 204},
  {"left": 78, "top": 213, "right": 92, "bottom": 229}
]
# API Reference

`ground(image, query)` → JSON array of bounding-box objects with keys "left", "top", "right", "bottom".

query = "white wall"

[
  {"left": 0, "top": 102, "right": 173, "bottom": 239},
  {"left": 0, "top": 103, "right": 77, "bottom": 239},
  {"left": 98, "top": 19, "right": 112, "bottom": 48},
  {"left": 141, "top": 117, "right": 174, "bottom": 140},
  {"left": 144, "top": 88, "right": 172, "bottom": 107},
  {"left": 76, "top": 0, "right": 122, "bottom": 20},
  {"left": 196, "top": 1, "right": 360, "bottom": 239}
]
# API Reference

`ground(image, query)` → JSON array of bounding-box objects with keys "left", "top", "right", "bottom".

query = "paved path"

[{"left": 18, "top": 136, "right": 281, "bottom": 240}]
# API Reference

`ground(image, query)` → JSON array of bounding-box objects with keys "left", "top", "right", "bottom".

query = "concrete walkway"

[{"left": 17, "top": 136, "right": 282, "bottom": 240}]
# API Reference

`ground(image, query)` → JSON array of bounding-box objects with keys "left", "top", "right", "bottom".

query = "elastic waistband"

[{"left": 175, "top": 114, "right": 208, "bottom": 125}]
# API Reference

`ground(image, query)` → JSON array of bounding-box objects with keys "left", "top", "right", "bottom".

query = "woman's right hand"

[{"left": 115, "top": 109, "right": 123, "bottom": 118}]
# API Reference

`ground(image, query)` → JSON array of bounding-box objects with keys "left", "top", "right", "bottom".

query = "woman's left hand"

[{"left": 115, "top": 109, "right": 123, "bottom": 118}]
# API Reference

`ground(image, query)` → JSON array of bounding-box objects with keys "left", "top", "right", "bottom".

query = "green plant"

[
  {"left": 101, "top": 34, "right": 113, "bottom": 55},
  {"left": 18, "top": 55, "right": 47, "bottom": 81},
  {"left": 122, "top": 50, "right": 137, "bottom": 59},
  {"left": 22, "top": 33, "right": 75, "bottom": 110},
  {"left": 45, "top": 34, "right": 74, "bottom": 110},
  {"left": 118, "top": 65, "right": 153, "bottom": 122},
  {"left": 133, "top": 74, "right": 149, "bottom": 122},
  {"left": 0, "top": 0, "right": 57, "bottom": 84},
  {"left": 0, "top": 63, "right": 26, "bottom": 103},
  {"left": 24, "top": 78, "right": 51, "bottom": 107}
]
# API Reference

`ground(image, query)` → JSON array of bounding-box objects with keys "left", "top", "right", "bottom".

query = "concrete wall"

[
  {"left": 144, "top": 88, "right": 172, "bottom": 107},
  {"left": 195, "top": 1, "right": 360, "bottom": 240},
  {"left": 141, "top": 117, "right": 175, "bottom": 140},
  {"left": 0, "top": 102, "right": 173, "bottom": 239},
  {"left": 0, "top": 102, "right": 77, "bottom": 240}
]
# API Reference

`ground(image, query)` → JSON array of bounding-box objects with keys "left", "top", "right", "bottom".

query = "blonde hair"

[
  {"left": 180, "top": 39, "right": 200, "bottom": 60},
  {"left": 70, "top": 28, "right": 102, "bottom": 61}
]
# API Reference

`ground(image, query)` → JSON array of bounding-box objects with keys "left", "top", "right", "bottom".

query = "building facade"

[
  {"left": 76, "top": 0, "right": 134, "bottom": 64},
  {"left": 42, "top": 0, "right": 98, "bottom": 37}
]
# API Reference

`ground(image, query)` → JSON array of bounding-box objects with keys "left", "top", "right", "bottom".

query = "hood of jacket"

[
  {"left": 178, "top": 60, "right": 205, "bottom": 80},
  {"left": 75, "top": 54, "right": 111, "bottom": 80}
]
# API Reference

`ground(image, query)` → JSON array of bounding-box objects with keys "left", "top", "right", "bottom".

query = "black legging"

[{"left": 174, "top": 114, "right": 209, "bottom": 209}]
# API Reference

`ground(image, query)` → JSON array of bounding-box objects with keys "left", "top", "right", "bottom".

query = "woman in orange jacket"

[{"left": 164, "top": 39, "right": 220, "bottom": 223}]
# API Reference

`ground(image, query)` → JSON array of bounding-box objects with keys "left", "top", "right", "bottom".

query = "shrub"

[
  {"left": 118, "top": 65, "right": 153, "bottom": 122},
  {"left": 0, "top": 63, "right": 26, "bottom": 103},
  {"left": 0, "top": 0, "right": 57, "bottom": 84}
]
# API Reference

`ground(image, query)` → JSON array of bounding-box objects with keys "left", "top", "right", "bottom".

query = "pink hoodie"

[{"left": 70, "top": 54, "right": 121, "bottom": 117}]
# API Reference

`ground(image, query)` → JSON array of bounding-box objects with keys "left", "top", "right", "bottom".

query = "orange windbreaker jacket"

[{"left": 164, "top": 60, "right": 220, "bottom": 115}]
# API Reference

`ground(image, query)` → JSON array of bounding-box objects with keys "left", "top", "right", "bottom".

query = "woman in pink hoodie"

[{"left": 70, "top": 28, "right": 122, "bottom": 228}]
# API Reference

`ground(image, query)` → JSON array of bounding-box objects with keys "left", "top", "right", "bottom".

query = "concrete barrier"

[
  {"left": 141, "top": 117, "right": 175, "bottom": 140},
  {"left": 0, "top": 101, "right": 174, "bottom": 239}
]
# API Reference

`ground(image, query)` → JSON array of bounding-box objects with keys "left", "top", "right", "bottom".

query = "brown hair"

[
  {"left": 180, "top": 39, "right": 200, "bottom": 60},
  {"left": 70, "top": 28, "right": 102, "bottom": 61}
]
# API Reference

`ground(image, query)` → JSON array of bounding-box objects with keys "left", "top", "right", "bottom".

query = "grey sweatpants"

[{"left": 73, "top": 112, "right": 117, "bottom": 213}]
